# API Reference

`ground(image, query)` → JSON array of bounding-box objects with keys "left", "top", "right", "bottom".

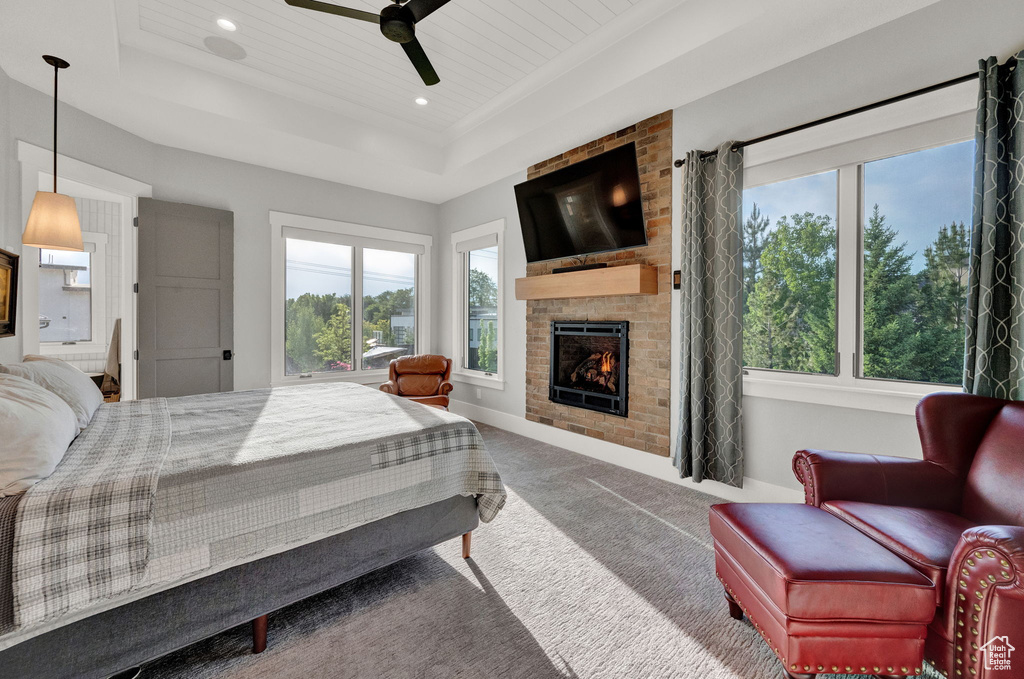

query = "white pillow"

[
  {"left": 0, "top": 374, "right": 78, "bottom": 496},
  {"left": 0, "top": 357, "right": 104, "bottom": 431}
]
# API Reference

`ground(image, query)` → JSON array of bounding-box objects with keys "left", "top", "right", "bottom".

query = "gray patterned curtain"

[
  {"left": 965, "top": 51, "right": 1024, "bottom": 400},
  {"left": 675, "top": 142, "right": 744, "bottom": 486}
]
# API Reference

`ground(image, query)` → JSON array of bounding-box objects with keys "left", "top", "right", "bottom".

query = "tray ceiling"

[
  {"left": 129, "top": 0, "right": 645, "bottom": 132},
  {"left": 0, "top": 0, "right": 949, "bottom": 202}
]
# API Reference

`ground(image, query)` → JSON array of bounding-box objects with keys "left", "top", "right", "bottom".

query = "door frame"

[{"left": 18, "top": 141, "right": 152, "bottom": 400}]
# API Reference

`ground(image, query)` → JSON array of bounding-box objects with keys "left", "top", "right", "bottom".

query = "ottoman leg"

[
  {"left": 782, "top": 671, "right": 815, "bottom": 679},
  {"left": 724, "top": 589, "right": 743, "bottom": 620}
]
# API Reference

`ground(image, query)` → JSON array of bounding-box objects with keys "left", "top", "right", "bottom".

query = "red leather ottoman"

[{"left": 710, "top": 503, "right": 937, "bottom": 679}]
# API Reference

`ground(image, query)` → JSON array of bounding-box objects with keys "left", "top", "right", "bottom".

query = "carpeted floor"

[{"left": 141, "top": 423, "right": 939, "bottom": 679}]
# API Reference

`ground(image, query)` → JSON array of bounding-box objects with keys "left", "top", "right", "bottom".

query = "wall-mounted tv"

[{"left": 515, "top": 143, "right": 647, "bottom": 264}]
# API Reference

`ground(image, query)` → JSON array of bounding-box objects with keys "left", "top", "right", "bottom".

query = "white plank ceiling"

[{"left": 133, "top": 0, "right": 644, "bottom": 131}]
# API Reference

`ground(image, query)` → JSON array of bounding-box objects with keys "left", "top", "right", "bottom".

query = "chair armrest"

[
  {"left": 379, "top": 381, "right": 398, "bottom": 395},
  {"left": 792, "top": 449, "right": 963, "bottom": 511},
  {"left": 944, "top": 526, "right": 1024, "bottom": 677},
  {"left": 439, "top": 381, "right": 454, "bottom": 396}
]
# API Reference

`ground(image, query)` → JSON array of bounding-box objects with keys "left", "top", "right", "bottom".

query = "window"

[
  {"left": 285, "top": 238, "right": 354, "bottom": 376},
  {"left": 740, "top": 90, "right": 975, "bottom": 408},
  {"left": 272, "top": 213, "right": 431, "bottom": 384},
  {"left": 467, "top": 246, "right": 499, "bottom": 373},
  {"left": 860, "top": 142, "right": 973, "bottom": 384},
  {"left": 743, "top": 171, "right": 838, "bottom": 375},
  {"left": 362, "top": 248, "right": 416, "bottom": 370},
  {"left": 38, "top": 231, "right": 106, "bottom": 349},
  {"left": 451, "top": 220, "right": 504, "bottom": 387}
]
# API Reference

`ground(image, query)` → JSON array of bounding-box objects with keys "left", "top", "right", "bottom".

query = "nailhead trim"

[
  {"left": 952, "top": 543, "right": 1018, "bottom": 679},
  {"left": 716, "top": 572, "right": 922, "bottom": 676}
]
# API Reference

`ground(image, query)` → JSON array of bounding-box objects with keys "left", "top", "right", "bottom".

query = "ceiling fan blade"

[
  {"left": 401, "top": 38, "right": 440, "bottom": 86},
  {"left": 403, "top": 0, "right": 452, "bottom": 23},
  {"left": 283, "top": 0, "right": 379, "bottom": 23}
]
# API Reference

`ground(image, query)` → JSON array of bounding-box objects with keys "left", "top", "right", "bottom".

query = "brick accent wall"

[{"left": 524, "top": 111, "right": 673, "bottom": 456}]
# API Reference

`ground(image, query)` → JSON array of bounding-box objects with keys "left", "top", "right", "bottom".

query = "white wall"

[{"left": 0, "top": 71, "right": 439, "bottom": 389}]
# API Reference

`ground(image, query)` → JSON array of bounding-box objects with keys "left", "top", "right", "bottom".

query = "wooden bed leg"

[
  {"left": 252, "top": 614, "right": 268, "bottom": 654},
  {"left": 462, "top": 532, "right": 472, "bottom": 559}
]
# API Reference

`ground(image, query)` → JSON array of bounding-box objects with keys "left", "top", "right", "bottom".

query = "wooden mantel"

[{"left": 515, "top": 264, "right": 659, "bottom": 301}]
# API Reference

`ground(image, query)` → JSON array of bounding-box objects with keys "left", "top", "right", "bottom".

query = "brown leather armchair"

[
  {"left": 793, "top": 393, "right": 1024, "bottom": 679},
  {"left": 378, "top": 354, "right": 454, "bottom": 409}
]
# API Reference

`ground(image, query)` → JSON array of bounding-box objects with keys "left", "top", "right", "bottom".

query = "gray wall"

[
  {"left": 435, "top": 0, "right": 1024, "bottom": 491},
  {"left": 4, "top": 0, "right": 1023, "bottom": 489},
  {"left": 0, "top": 68, "right": 438, "bottom": 389},
  {"left": 435, "top": 172, "right": 527, "bottom": 417},
  {"left": 0, "top": 66, "right": 18, "bottom": 364}
]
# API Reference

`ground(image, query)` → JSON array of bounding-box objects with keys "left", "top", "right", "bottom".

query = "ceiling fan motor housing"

[{"left": 380, "top": 4, "right": 415, "bottom": 43}]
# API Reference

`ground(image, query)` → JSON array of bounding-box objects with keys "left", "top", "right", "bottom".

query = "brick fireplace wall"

[{"left": 524, "top": 111, "right": 673, "bottom": 456}]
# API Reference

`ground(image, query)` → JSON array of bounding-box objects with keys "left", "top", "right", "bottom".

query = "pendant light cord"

[{"left": 53, "top": 60, "right": 58, "bottom": 193}]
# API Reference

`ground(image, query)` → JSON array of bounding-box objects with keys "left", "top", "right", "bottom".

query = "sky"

[
  {"left": 743, "top": 140, "right": 974, "bottom": 272},
  {"left": 40, "top": 249, "right": 91, "bottom": 284},
  {"left": 469, "top": 245, "right": 499, "bottom": 283},
  {"left": 286, "top": 239, "right": 415, "bottom": 300}
]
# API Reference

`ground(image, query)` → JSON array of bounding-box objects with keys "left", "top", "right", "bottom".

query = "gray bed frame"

[{"left": 0, "top": 494, "right": 479, "bottom": 679}]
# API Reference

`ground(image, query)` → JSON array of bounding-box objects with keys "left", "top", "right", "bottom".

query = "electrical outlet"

[{"left": 475, "top": 388, "right": 482, "bottom": 399}]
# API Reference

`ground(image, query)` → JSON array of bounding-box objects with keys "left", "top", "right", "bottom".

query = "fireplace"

[{"left": 550, "top": 321, "right": 629, "bottom": 417}]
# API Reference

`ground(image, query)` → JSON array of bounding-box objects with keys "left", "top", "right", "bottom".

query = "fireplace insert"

[{"left": 549, "top": 320, "right": 628, "bottom": 417}]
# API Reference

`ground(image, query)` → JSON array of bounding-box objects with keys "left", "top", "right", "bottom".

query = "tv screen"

[{"left": 515, "top": 143, "right": 647, "bottom": 264}]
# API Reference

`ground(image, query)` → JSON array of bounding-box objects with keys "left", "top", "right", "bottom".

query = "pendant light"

[{"left": 22, "top": 55, "right": 82, "bottom": 252}]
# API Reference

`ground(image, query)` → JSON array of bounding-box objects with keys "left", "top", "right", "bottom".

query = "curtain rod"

[{"left": 673, "top": 72, "right": 979, "bottom": 168}]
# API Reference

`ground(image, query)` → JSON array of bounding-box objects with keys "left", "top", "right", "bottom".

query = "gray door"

[{"left": 137, "top": 198, "right": 233, "bottom": 398}]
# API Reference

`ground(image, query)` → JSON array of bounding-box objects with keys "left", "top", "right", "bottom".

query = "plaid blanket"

[
  {"left": 7, "top": 383, "right": 505, "bottom": 643},
  {"left": 12, "top": 398, "right": 172, "bottom": 628}
]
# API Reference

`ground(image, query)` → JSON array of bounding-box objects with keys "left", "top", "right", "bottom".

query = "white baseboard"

[{"left": 450, "top": 400, "right": 803, "bottom": 504}]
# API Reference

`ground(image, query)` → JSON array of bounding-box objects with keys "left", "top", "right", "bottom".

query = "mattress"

[{"left": 2, "top": 383, "right": 506, "bottom": 650}]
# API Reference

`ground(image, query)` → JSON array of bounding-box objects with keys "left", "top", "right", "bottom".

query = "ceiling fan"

[{"left": 284, "top": 0, "right": 451, "bottom": 86}]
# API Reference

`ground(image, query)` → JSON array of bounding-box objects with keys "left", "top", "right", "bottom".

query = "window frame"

[
  {"left": 450, "top": 219, "right": 505, "bottom": 390},
  {"left": 740, "top": 83, "right": 976, "bottom": 415},
  {"left": 270, "top": 211, "right": 432, "bottom": 387},
  {"left": 37, "top": 230, "right": 108, "bottom": 356}
]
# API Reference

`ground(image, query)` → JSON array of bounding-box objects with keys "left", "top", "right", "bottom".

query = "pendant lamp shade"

[
  {"left": 22, "top": 55, "right": 83, "bottom": 252},
  {"left": 23, "top": 191, "right": 82, "bottom": 251}
]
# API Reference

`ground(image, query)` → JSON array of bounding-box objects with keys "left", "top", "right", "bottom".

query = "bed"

[{"left": 0, "top": 381, "right": 506, "bottom": 679}]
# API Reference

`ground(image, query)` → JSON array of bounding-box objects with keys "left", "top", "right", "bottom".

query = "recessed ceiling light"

[
  {"left": 216, "top": 18, "right": 237, "bottom": 32},
  {"left": 415, "top": 97, "right": 429, "bottom": 106}
]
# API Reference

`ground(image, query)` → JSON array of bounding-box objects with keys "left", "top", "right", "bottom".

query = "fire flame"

[{"left": 600, "top": 351, "right": 614, "bottom": 373}]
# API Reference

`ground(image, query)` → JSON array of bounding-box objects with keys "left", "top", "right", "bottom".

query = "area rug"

[{"left": 141, "top": 422, "right": 939, "bottom": 679}]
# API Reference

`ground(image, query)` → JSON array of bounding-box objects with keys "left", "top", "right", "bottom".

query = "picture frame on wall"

[{"left": 0, "top": 248, "right": 19, "bottom": 338}]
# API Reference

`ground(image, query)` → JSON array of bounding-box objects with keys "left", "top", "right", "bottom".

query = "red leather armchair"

[
  {"left": 793, "top": 393, "right": 1024, "bottom": 679},
  {"left": 378, "top": 354, "right": 454, "bottom": 409}
]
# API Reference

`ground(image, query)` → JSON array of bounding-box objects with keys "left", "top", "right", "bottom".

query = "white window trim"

[
  {"left": 740, "top": 81, "right": 975, "bottom": 416},
  {"left": 37, "top": 231, "right": 108, "bottom": 356},
  {"left": 450, "top": 220, "right": 505, "bottom": 390},
  {"left": 270, "top": 211, "right": 432, "bottom": 387}
]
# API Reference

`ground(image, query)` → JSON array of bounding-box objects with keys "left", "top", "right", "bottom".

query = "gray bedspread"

[{"left": 1, "top": 383, "right": 505, "bottom": 650}]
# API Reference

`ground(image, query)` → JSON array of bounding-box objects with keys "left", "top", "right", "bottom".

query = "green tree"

[
  {"left": 744, "top": 212, "right": 836, "bottom": 373},
  {"left": 913, "top": 220, "right": 970, "bottom": 383},
  {"left": 742, "top": 202, "right": 771, "bottom": 312},
  {"left": 743, "top": 269, "right": 790, "bottom": 369},
  {"left": 477, "top": 320, "right": 497, "bottom": 372},
  {"left": 286, "top": 301, "right": 325, "bottom": 373},
  {"left": 362, "top": 287, "right": 415, "bottom": 350},
  {"left": 315, "top": 302, "right": 353, "bottom": 366},
  {"left": 469, "top": 268, "right": 498, "bottom": 309},
  {"left": 861, "top": 205, "right": 919, "bottom": 381}
]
